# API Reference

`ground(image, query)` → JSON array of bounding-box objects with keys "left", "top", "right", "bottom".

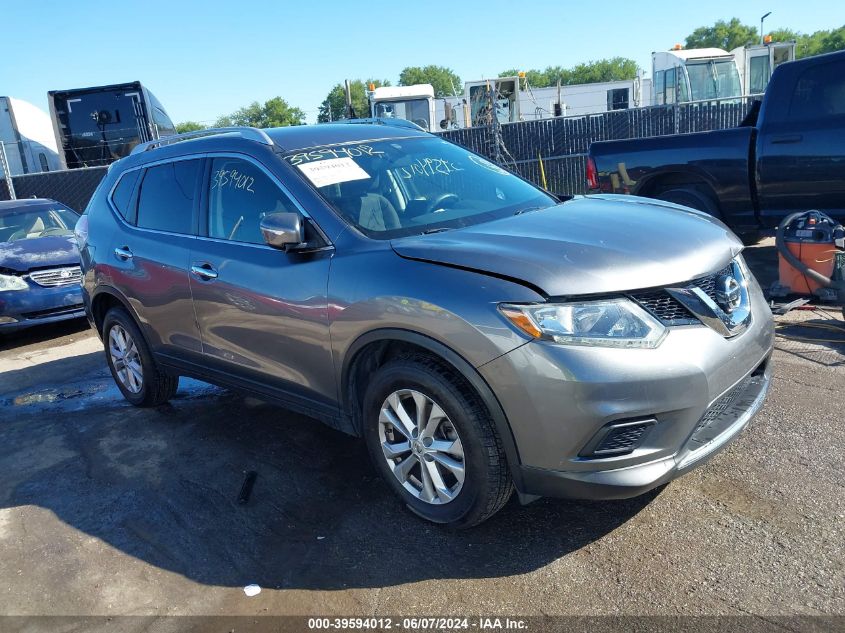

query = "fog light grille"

[{"left": 581, "top": 418, "right": 656, "bottom": 458}]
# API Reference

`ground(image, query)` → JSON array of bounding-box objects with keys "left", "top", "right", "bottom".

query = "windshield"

[
  {"left": 686, "top": 60, "right": 742, "bottom": 100},
  {"left": 0, "top": 204, "right": 79, "bottom": 242},
  {"left": 373, "top": 99, "right": 431, "bottom": 131},
  {"left": 284, "top": 136, "right": 555, "bottom": 239}
]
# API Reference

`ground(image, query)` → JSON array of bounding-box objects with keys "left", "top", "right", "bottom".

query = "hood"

[
  {"left": 391, "top": 195, "right": 743, "bottom": 297},
  {"left": 0, "top": 235, "right": 80, "bottom": 273}
]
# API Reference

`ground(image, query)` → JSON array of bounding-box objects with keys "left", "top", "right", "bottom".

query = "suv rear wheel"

[
  {"left": 103, "top": 307, "right": 179, "bottom": 407},
  {"left": 362, "top": 355, "right": 513, "bottom": 528}
]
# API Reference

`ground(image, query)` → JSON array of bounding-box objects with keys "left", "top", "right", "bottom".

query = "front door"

[
  {"left": 757, "top": 56, "right": 845, "bottom": 225},
  {"left": 189, "top": 155, "right": 337, "bottom": 411}
]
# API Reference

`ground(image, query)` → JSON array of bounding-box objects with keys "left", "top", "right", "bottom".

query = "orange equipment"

[{"left": 774, "top": 211, "right": 845, "bottom": 300}]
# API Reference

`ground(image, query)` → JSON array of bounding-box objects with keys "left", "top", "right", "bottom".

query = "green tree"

[
  {"left": 755, "top": 25, "right": 844, "bottom": 58},
  {"left": 215, "top": 97, "right": 305, "bottom": 128},
  {"left": 175, "top": 121, "right": 206, "bottom": 134},
  {"left": 499, "top": 58, "right": 638, "bottom": 88},
  {"left": 317, "top": 79, "right": 390, "bottom": 123},
  {"left": 398, "top": 65, "right": 462, "bottom": 98},
  {"left": 684, "top": 18, "right": 758, "bottom": 50}
]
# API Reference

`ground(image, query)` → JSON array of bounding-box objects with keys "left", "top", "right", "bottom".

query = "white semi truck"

[{"left": 651, "top": 41, "right": 796, "bottom": 104}]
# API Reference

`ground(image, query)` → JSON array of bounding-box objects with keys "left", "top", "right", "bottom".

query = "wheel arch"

[
  {"left": 341, "top": 328, "right": 525, "bottom": 489},
  {"left": 90, "top": 286, "right": 144, "bottom": 338}
]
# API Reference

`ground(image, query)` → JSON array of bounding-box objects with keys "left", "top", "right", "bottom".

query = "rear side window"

[
  {"left": 110, "top": 169, "right": 141, "bottom": 222},
  {"left": 136, "top": 159, "right": 201, "bottom": 234},
  {"left": 789, "top": 60, "right": 845, "bottom": 121}
]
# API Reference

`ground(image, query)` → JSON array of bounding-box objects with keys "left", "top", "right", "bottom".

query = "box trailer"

[{"left": 48, "top": 82, "right": 176, "bottom": 169}]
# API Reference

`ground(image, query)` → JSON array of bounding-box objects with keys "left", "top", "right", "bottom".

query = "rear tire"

[
  {"left": 102, "top": 307, "right": 178, "bottom": 407},
  {"left": 656, "top": 188, "right": 723, "bottom": 221},
  {"left": 362, "top": 354, "right": 513, "bottom": 528}
]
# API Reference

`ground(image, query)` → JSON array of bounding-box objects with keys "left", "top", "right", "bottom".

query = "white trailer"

[
  {"left": 0, "top": 96, "right": 61, "bottom": 177},
  {"left": 369, "top": 85, "right": 437, "bottom": 131}
]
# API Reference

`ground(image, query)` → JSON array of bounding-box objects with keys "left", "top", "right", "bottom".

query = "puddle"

[{"left": 2, "top": 377, "right": 224, "bottom": 414}]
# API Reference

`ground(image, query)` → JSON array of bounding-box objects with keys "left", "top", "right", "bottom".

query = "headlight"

[
  {"left": 499, "top": 298, "right": 667, "bottom": 348},
  {"left": 0, "top": 274, "right": 28, "bottom": 292}
]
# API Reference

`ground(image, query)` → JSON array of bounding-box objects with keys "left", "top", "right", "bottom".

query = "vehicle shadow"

[
  {"left": 0, "top": 317, "right": 91, "bottom": 352},
  {"left": 0, "top": 352, "right": 659, "bottom": 591}
]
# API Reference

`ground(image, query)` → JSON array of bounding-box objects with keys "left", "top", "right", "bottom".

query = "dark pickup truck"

[{"left": 588, "top": 50, "right": 845, "bottom": 237}]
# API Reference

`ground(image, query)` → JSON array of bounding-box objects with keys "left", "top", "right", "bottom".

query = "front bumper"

[
  {"left": 0, "top": 284, "right": 85, "bottom": 332},
  {"left": 480, "top": 285, "right": 775, "bottom": 500}
]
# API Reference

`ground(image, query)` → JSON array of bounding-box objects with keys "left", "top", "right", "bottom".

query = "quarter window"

[
  {"left": 789, "top": 60, "right": 845, "bottom": 120},
  {"left": 136, "top": 159, "right": 200, "bottom": 234},
  {"left": 206, "top": 157, "right": 299, "bottom": 245},
  {"left": 111, "top": 169, "right": 141, "bottom": 222}
]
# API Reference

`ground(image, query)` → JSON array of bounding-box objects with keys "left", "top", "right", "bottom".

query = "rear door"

[
  {"left": 757, "top": 56, "right": 845, "bottom": 224},
  {"left": 189, "top": 154, "right": 336, "bottom": 413},
  {"left": 107, "top": 157, "right": 204, "bottom": 360}
]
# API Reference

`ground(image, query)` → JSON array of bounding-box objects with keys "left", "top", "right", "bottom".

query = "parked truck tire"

[{"left": 656, "top": 188, "right": 722, "bottom": 220}]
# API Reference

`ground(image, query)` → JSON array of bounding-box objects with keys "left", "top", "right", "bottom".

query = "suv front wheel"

[{"left": 363, "top": 355, "right": 513, "bottom": 528}]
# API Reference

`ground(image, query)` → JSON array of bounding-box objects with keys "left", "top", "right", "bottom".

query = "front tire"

[
  {"left": 362, "top": 355, "right": 513, "bottom": 528},
  {"left": 103, "top": 308, "right": 178, "bottom": 407}
]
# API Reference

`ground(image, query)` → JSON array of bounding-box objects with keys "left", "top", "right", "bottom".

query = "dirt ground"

[{"left": 0, "top": 240, "right": 843, "bottom": 620}]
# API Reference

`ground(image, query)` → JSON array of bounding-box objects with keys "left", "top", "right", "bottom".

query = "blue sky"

[{"left": 3, "top": 0, "right": 837, "bottom": 124}]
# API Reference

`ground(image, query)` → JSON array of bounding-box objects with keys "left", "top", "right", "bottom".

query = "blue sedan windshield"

[{"left": 0, "top": 204, "right": 79, "bottom": 242}]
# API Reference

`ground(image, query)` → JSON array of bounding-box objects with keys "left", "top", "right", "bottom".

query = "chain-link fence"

[
  {"left": 0, "top": 166, "right": 107, "bottom": 213},
  {"left": 439, "top": 96, "right": 759, "bottom": 195}
]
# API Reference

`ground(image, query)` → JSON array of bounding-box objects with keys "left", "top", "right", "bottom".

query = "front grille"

[
  {"left": 582, "top": 419, "right": 656, "bottom": 458},
  {"left": 629, "top": 264, "right": 733, "bottom": 325},
  {"left": 28, "top": 266, "right": 82, "bottom": 288},
  {"left": 21, "top": 304, "right": 84, "bottom": 319}
]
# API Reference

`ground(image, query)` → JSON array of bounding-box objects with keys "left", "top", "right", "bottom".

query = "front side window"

[
  {"left": 207, "top": 157, "right": 300, "bottom": 244},
  {"left": 284, "top": 136, "right": 555, "bottom": 239},
  {"left": 373, "top": 99, "right": 431, "bottom": 130},
  {"left": 136, "top": 159, "right": 200, "bottom": 234},
  {"left": 665, "top": 68, "right": 676, "bottom": 104},
  {"left": 654, "top": 71, "right": 665, "bottom": 105},
  {"left": 749, "top": 55, "right": 771, "bottom": 95}
]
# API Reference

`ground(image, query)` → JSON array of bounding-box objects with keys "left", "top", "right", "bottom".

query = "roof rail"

[
  {"left": 334, "top": 117, "right": 427, "bottom": 132},
  {"left": 130, "top": 127, "right": 274, "bottom": 155}
]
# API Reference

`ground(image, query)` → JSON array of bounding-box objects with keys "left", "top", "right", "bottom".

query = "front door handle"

[
  {"left": 114, "top": 246, "right": 133, "bottom": 260},
  {"left": 190, "top": 263, "right": 218, "bottom": 280},
  {"left": 770, "top": 134, "right": 803, "bottom": 144}
]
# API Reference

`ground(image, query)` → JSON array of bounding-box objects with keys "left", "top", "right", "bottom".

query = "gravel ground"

[{"left": 0, "top": 245, "right": 843, "bottom": 620}]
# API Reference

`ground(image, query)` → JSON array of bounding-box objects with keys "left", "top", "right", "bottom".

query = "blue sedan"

[{"left": 0, "top": 198, "right": 85, "bottom": 332}]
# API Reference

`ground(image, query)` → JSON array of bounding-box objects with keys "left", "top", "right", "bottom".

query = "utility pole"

[
  {"left": 760, "top": 12, "right": 772, "bottom": 45},
  {"left": 344, "top": 80, "right": 356, "bottom": 119}
]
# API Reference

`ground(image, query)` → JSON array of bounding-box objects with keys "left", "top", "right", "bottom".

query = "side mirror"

[{"left": 260, "top": 212, "right": 304, "bottom": 250}]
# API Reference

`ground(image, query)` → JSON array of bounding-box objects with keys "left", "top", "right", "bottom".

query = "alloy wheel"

[
  {"left": 378, "top": 389, "right": 465, "bottom": 504},
  {"left": 108, "top": 324, "right": 143, "bottom": 394}
]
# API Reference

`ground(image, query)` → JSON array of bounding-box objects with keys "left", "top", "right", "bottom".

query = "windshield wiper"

[
  {"left": 513, "top": 205, "right": 552, "bottom": 216},
  {"left": 421, "top": 227, "right": 452, "bottom": 235}
]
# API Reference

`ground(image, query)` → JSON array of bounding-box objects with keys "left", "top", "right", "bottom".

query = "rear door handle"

[
  {"left": 113, "top": 246, "right": 133, "bottom": 260},
  {"left": 770, "top": 134, "right": 803, "bottom": 144},
  {"left": 190, "top": 263, "right": 218, "bottom": 280}
]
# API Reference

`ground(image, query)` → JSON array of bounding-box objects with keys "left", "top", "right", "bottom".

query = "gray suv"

[{"left": 77, "top": 123, "right": 774, "bottom": 528}]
